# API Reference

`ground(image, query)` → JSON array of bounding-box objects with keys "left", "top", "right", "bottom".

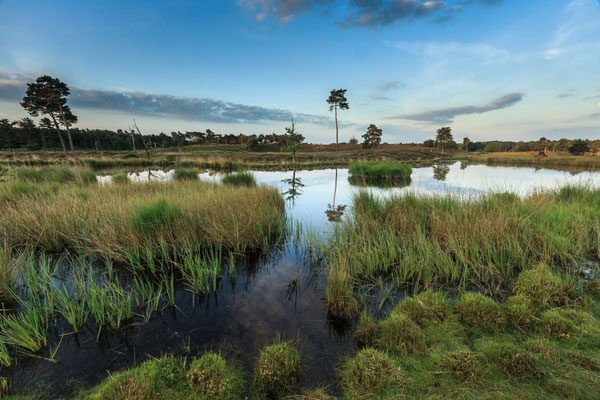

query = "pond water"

[{"left": 5, "top": 162, "right": 600, "bottom": 396}]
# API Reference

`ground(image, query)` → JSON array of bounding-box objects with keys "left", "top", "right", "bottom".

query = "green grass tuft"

[
  {"left": 339, "top": 348, "right": 402, "bottom": 398},
  {"left": 540, "top": 309, "right": 576, "bottom": 341},
  {"left": 222, "top": 172, "right": 256, "bottom": 187},
  {"left": 133, "top": 198, "right": 182, "bottom": 233},
  {"left": 397, "top": 290, "right": 451, "bottom": 327},
  {"left": 253, "top": 339, "right": 301, "bottom": 398},
  {"left": 376, "top": 311, "right": 424, "bottom": 355},
  {"left": 186, "top": 352, "right": 244, "bottom": 399},
  {"left": 354, "top": 310, "right": 377, "bottom": 345},
  {"left": 173, "top": 168, "right": 199, "bottom": 181},
  {"left": 505, "top": 294, "right": 538, "bottom": 330},
  {"left": 111, "top": 173, "right": 129, "bottom": 184},
  {"left": 455, "top": 293, "right": 504, "bottom": 331},
  {"left": 348, "top": 161, "right": 412, "bottom": 185},
  {"left": 514, "top": 267, "right": 569, "bottom": 309}
]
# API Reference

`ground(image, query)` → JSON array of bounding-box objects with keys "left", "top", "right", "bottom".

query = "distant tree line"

[
  {"left": 423, "top": 134, "right": 598, "bottom": 155},
  {"left": 0, "top": 119, "right": 307, "bottom": 151}
]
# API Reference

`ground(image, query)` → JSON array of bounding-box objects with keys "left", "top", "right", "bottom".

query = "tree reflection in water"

[
  {"left": 281, "top": 168, "right": 305, "bottom": 205},
  {"left": 325, "top": 168, "right": 346, "bottom": 222}
]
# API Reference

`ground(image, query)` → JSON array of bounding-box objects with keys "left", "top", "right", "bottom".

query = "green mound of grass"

[
  {"left": 540, "top": 310, "right": 576, "bottom": 341},
  {"left": 253, "top": 339, "right": 301, "bottom": 398},
  {"left": 133, "top": 198, "right": 182, "bottom": 233},
  {"left": 186, "top": 352, "right": 244, "bottom": 399},
  {"left": 439, "top": 350, "right": 481, "bottom": 382},
  {"left": 376, "top": 311, "right": 424, "bottom": 355},
  {"left": 513, "top": 267, "right": 569, "bottom": 309},
  {"left": 173, "top": 168, "right": 199, "bottom": 181},
  {"left": 354, "top": 310, "right": 377, "bottom": 345},
  {"left": 455, "top": 293, "right": 504, "bottom": 331},
  {"left": 80, "top": 355, "right": 186, "bottom": 399},
  {"left": 348, "top": 161, "right": 412, "bottom": 185},
  {"left": 505, "top": 294, "right": 538, "bottom": 330},
  {"left": 397, "top": 290, "right": 451, "bottom": 327},
  {"left": 479, "top": 340, "right": 542, "bottom": 380},
  {"left": 339, "top": 348, "right": 402, "bottom": 398},
  {"left": 111, "top": 173, "right": 129, "bottom": 184},
  {"left": 222, "top": 172, "right": 256, "bottom": 187}
]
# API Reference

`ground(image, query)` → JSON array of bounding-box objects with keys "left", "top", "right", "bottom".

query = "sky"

[{"left": 0, "top": 0, "right": 599, "bottom": 143}]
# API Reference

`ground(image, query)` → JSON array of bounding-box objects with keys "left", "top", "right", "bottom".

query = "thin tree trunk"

[
  {"left": 335, "top": 105, "right": 339, "bottom": 152},
  {"left": 40, "top": 131, "right": 47, "bottom": 149},
  {"left": 57, "top": 104, "right": 75, "bottom": 152},
  {"left": 131, "top": 132, "right": 136, "bottom": 151},
  {"left": 50, "top": 114, "right": 68, "bottom": 154}
]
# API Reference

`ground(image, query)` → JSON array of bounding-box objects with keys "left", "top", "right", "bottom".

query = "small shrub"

[
  {"left": 222, "top": 172, "right": 256, "bottom": 187},
  {"left": 173, "top": 168, "right": 199, "bottom": 181},
  {"left": 439, "top": 351, "right": 480, "bottom": 382},
  {"left": 376, "top": 311, "right": 424, "bottom": 355},
  {"left": 540, "top": 310, "right": 576, "bottom": 341},
  {"left": 133, "top": 198, "right": 181, "bottom": 233},
  {"left": 186, "top": 352, "right": 244, "bottom": 399},
  {"left": 514, "top": 267, "right": 568, "bottom": 309},
  {"left": 253, "top": 339, "right": 301, "bottom": 398},
  {"left": 354, "top": 311, "right": 377, "bottom": 345},
  {"left": 397, "top": 290, "right": 450, "bottom": 326},
  {"left": 505, "top": 294, "right": 537, "bottom": 329},
  {"left": 339, "top": 348, "right": 401, "bottom": 398},
  {"left": 482, "top": 341, "right": 541, "bottom": 379},
  {"left": 111, "top": 173, "right": 129, "bottom": 184},
  {"left": 455, "top": 293, "right": 504, "bottom": 331}
]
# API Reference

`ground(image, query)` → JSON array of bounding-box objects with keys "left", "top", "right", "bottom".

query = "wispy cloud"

[
  {"left": 236, "top": 0, "right": 504, "bottom": 28},
  {"left": 414, "top": 1, "right": 446, "bottom": 18},
  {"left": 376, "top": 79, "right": 405, "bottom": 91},
  {"left": 557, "top": 89, "right": 576, "bottom": 99},
  {"left": 236, "top": 0, "right": 335, "bottom": 25},
  {"left": 0, "top": 72, "right": 331, "bottom": 125},
  {"left": 390, "top": 92, "right": 523, "bottom": 123}
]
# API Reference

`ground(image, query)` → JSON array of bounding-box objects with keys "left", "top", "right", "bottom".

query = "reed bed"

[
  {"left": 0, "top": 179, "right": 284, "bottom": 261},
  {"left": 323, "top": 186, "right": 600, "bottom": 317}
]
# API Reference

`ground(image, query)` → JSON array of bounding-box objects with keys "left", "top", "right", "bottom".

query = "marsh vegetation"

[{"left": 0, "top": 163, "right": 599, "bottom": 399}]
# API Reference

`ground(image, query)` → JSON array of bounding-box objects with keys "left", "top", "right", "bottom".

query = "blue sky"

[{"left": 0, "top": 0, "right": 599, "bottom": 143}]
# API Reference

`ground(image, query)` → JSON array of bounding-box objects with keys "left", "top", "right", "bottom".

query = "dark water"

[{"left": 5, "top": 162, "right": 600, "bottom": 397}]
